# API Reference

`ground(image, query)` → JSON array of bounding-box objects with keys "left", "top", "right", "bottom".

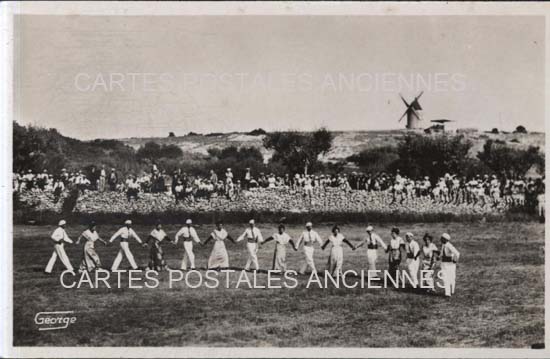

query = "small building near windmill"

[{"left": 425, "top": 119, "right": 454, "bottom": 133}]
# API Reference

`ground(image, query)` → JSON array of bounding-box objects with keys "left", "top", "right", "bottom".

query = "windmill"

[{"left": 398, "top": 91, "right": 424, "bottom": 129}]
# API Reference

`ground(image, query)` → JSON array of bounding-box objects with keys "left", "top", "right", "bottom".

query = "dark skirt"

[{"left": 149, "top": 241, "right": 167, "bottom": 271}]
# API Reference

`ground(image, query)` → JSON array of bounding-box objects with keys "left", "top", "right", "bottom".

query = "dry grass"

[{"left": 13, "top": 222, "right": 544, "bottom": 347}]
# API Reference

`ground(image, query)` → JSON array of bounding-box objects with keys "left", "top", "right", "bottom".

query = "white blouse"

[
  {"left": 211, "top": 229, "right": 228, "bottom": 241},
  {"left": 329, "top": 233, "right": 345, "bottom": 247},
  {"left": 81, "top": 229, "right": 100, "bottom": 242},
  {"left": 273, "top": 232, "right": 291, "bottom": 245},
  {"left": 150, "top": 229, "right": 167, "bottom": 242},
  {"left": 389, "top": 236, "right": 405, "bottom": 250},
  {"left": 422, "top": 243, "right": 438, "bottom": 259}
]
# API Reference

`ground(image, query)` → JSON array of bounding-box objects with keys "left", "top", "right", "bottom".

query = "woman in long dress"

[
  {"left": 202, "top": 222, "right": 236, "bottom": 269},
  {"left": 321, "top": 225, "right": 356, "bottom": 276},
  {"left": 421, "top": 233, "right": 439, "bottom": 292},
  {"left": 144, "top": 221, "right": 172, "bottom": 271},
  {"left": 261, "top": 224, "right": 298, "bottom": 272},
  {"left": 76, "top": 221, "right": 107, "bottom": 272}
]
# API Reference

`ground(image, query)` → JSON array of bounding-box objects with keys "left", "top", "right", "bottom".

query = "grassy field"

[{"left": 13, "top": 222, "right": 544, "bottom": 347}]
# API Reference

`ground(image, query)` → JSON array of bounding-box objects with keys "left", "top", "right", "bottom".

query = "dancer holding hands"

[{"left": 261, "top": 224, "right": 297, "bottom": 272}]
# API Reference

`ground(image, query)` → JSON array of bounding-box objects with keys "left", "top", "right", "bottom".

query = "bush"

[
  {"left": 13, "top": 122, "right": 139, "bottom": 175},
  {"left": 206, "top": 146, "right": 268, "bottom": 179},
  {"left": 477, "top": 140, "right": 544, "bottom": 177},
  {"left": 491, "top": 128, "right": 499, "bottom": 134},
  {"left": 159, "top": 144, "right": 183, "bottom": 158},
  {"left": 392, "top": 134, "right": 474, "bottom": 179},
  {"left": 514, "top": 125, "right": 527, "bottom": 134},
  {"left": 263, "top": 128, "right": 334, "bottom": 174},
  {"left": 347, "top": 146, "right": 399, "bottom": 174},
  {"left": 248, "top": 128, "right": 267, "bottom": 136},
  {"left": 136, "top": 142, "right": 183, "bottom": 161}
]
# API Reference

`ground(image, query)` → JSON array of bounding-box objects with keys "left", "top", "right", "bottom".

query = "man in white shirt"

[
  {"left": 109, "top": 220, "right": 145, "bottom": 271},
  {"left": 237, "top": 219, "right": 264, "bottom": 271},
  {"left": 296, "top": 222, "right": 323, "bottom": 275},
  {"left": 175, "top": 219, "right": 201, "bottom": 270},
  {"left": 356, "top": 225, "right": 387, "bottom": 273},
  {"left": 439, "top": 233, "right": 460, "bottom": 297},
  {"left": 405, "top": 232, "right": 420, "bottom": 288},
  {"left": 45, "top": 220, "right": 75, "bottom": 274}
]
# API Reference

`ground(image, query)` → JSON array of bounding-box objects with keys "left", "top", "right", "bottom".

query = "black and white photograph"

[{"left": 1, "top": 2, "right": 549, "bottom": 358}]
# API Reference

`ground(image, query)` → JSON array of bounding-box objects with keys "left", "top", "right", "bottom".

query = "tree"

[
  {"left": 478, "top": 140, "right": 544, "bottom": 177},
  {"left": 347, "top": 146, "right": 399, "bottom": 174},
  {"left": 159, "top": 144, "right": 183, "bottom": 158},
  {"left": 491, "top": 128, "right": 499, "bottom": 134},
  {"left": 514, "top": 125, "right": 527, "bottom": 134},
  {"left": 136, "top": 141, "right": 161, "bottom": 161},
  {"left": 137, "top": 142, "right": 183, "bottom": 161},
  {"left": 206, "top": 146, "right": 266, "bottom": 179},
  {"left": 168, "top": 132, "right": 175, "bottom": 137},
  {"left": 13, "top": 122, "right": 69, "bottom": 173},
  {"left": 208, "top": 146, "right": 263, "bottom": 163},
  {"left": 248, "top": 128, "right": 267, "bottom": 136},
  {"left": 263, "top": 128, "right": 334, "bottom": 174},
  {"left": 13, "top": 121, "right": 140, "bottom": 175},
  {"left": 393, "top": 134, "right": 474, "bottom": 179}
]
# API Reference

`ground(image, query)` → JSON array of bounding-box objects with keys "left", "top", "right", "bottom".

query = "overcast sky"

[{"left": 14, "top": 15, "right": 545, "bottom": 140}]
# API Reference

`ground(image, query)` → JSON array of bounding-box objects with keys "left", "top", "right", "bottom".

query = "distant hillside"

[
  {"left": 13, "top": 122, "right": 139, "bottom": 174},
  {"left": 120, "top": 129, "right": 545, "bottom": 163},
  {"left": 14, "top": 121, "right": 544, "bottom": 176}
]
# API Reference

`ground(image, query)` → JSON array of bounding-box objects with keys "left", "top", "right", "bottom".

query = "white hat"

[
  {"left": 441, "top": 233, "right": 451, "bottom": 240},
  {"left": 306, "top": 222, "right": 313, "bottom": 227},
  {"left": 186, "top": 219, "right": 192, "bottom": 225},
  {"left": 249, "top": 219, "right": 255, "bottom": 225},
  {"left": 58, "top": 220, "right": 66, "bottom": 226},
  {"left": 124, "top": 220, "right": 132, "bottom": 225},
  {"left": 406, "top": 232, "right": 414, "bottom": 238},
  {"left": 366, "top": 225, "right": 373, "bottom": 232}
]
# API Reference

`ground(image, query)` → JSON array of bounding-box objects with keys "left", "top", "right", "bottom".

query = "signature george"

[{"left": 34, "top": 311, "right": 77, "bottom": 331}]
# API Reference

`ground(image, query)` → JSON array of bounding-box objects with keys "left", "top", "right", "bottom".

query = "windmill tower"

[{"left": 399, "top": 91, "right": 424, "bottom": 129}]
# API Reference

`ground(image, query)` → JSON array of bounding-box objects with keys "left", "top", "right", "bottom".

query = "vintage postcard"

[{"left": 1, "top": 1, "right": 549, "bottom": 358}]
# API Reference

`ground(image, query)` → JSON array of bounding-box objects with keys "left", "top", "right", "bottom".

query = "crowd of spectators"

[{"left": 13, "top": 164, "right": 545, "bottom": 216}]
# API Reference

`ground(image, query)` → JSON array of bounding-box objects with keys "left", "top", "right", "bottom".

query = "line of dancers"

[{"left": 45, "top": 219, "right": 460, "bottom": 297}]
